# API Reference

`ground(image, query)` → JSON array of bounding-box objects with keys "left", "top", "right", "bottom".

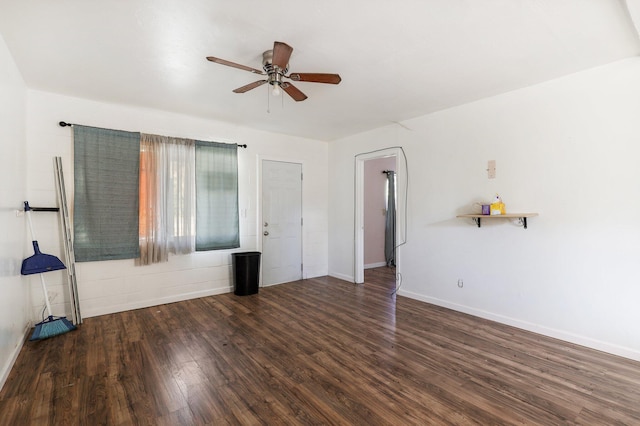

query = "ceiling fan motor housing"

[{"left": 262, "top": 50, "right": 287, "bottom": 86}]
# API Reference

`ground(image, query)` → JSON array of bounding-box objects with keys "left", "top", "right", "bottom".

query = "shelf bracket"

[
  {"left": 468, "top": 216, "right": 530, "bottom": 229},
  {"left": 520, "top": 217, "right": 528, "bottom": 229},
  {"left": 457, "top": 213, "right": 537, "bottom": 229}
]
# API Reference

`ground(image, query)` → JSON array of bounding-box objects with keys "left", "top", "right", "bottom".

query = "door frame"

[
  {"left": 258, "top": 155, "right": 304, "bottom": 286},
  {"left": 354, "top": 148, "right": 404, "bottom": 284}
]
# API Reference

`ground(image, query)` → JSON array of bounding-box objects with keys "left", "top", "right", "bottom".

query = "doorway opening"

[{"left": 355, "top": 147, "right": 404, "bottom": 287}]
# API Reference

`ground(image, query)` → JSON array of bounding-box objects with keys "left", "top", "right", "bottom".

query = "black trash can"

[{"left": 232, "top": 252, "right": 261, "bottom": 296}]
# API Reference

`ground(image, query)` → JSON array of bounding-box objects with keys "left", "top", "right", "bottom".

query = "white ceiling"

[{"left": 1, "top": 0, "right": 639, "bottom": 141}]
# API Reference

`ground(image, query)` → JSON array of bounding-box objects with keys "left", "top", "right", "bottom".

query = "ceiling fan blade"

[
  {"left": 233, "top": 80, "right": 268, "bottom": 93},
  {"left": 206, "top": 56, "right": 265, "bottom": 74},
  {"left": 281, "top": 82, "right": 307, "bottom": 102},
  {"left": 288, "top": 73, "right": 342, "bottom": 84},
  {"left": 272, "top": 42, "right": 293, "bottom": 69}
]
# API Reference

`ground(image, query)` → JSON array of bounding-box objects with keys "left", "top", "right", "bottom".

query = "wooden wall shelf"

[{"left": 457, "top": 213, "right": 538, "bottom": 229}]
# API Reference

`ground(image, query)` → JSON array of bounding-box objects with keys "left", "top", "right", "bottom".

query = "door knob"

[{"left": 263, "top": 231, "right": 269, "bottom": 236}]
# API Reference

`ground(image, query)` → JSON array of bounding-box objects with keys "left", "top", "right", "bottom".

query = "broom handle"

[
  {"left": 39, "top": 274, "right": 54, "bottom": 317},
  {"left": 24, "top": 201, "right": 37, "bottom": 242},
  {"left": 24, "top": 202, "right": 54, "bottom": 318}
]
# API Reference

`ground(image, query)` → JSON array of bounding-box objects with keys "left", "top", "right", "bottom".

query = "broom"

[{"left": 21, "top": 201, "right": 76, "bottom": 340}]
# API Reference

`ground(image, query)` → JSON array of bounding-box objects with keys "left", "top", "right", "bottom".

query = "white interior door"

[{"left": 262, "top": 160, "right": 302, "bottom": 286}]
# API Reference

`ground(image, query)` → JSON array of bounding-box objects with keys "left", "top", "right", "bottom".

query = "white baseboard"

[
  {"left": 398, "top": 289, "right": 640, "bottom": 362},
  {"left": 82, "top": 286, "right": 233, "bottom": 318},
  {"left": 364, "top": 262, "right": 387, "bottom": 269},
  {"left": 262, "top": 281, "right": 288, "bottom": 288},
  {"left": 329, "top": 271, "right": 354, "bottom": 283},
  {"left": 0, "top": 323, "right": 31, "bottom": 392}
]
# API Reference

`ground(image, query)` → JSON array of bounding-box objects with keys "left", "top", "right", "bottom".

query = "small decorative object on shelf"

[
  {"left": 489, "top": 194, "right": 506, "bottom": 215},
  {"left": 456, "top": 213, "right": 538, "bottom": 229}
]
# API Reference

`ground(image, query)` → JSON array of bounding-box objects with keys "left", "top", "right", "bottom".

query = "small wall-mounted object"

[
  {"left": 487, "top": 160, "right": 496, "bottom": 179},
  {"left": 456, "top": 213, "right": 538, "bottom": 229}
]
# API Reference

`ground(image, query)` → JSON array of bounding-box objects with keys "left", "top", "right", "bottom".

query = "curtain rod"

[
  {"left": 382, "top": 170, "right": 395, "bottom": 174},
  {"left": 58, "top": 121, "right": 248, "bottom": 148}
]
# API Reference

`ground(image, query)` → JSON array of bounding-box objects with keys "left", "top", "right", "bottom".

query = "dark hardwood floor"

[{"left": 1, "top": 267, "right": 639, "bottom": 425}]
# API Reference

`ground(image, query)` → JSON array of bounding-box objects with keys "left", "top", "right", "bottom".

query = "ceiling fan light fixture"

[{"left": 269, "top": 71, "right": 284, "bottom": 96}]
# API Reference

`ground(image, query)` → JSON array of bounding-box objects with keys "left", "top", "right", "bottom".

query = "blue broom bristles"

[{"left": 30, "top": 316, "right": 76, "bottom": 341}]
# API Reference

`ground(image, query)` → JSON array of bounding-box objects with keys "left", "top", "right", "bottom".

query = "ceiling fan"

[{"left": 206, "top": 41, "right": 341, "bottom": 102}]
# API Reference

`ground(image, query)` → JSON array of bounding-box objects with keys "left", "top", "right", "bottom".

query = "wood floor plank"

[{"left": 1, "top": 267, "right": 640, "bottom": 424}]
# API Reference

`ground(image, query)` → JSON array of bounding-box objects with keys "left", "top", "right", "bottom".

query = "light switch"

[{"left": 487, "top": 160, "right": 496, "bottom": 179}]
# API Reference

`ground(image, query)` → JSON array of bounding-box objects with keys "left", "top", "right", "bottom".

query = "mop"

[{"left": 21, "top": 201, "right": 76, "bottom": 340}]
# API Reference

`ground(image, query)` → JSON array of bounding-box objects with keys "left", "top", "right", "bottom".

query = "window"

[
  {"left": 74, "top": 126, "right": 239, "bottom": 264},
  {"left": 73, "top": 125, "right": 140, "bottom": 262},
  {"left": 195, "top": 141, "right": 240, "bottom": 251},
  {"left": 138, "top": 134, "right": 195, "bottom": 265}
]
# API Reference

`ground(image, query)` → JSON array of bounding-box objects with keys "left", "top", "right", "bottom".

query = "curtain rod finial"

[{"left": 59, "top": 121, "right": 73, "bottom": 127}]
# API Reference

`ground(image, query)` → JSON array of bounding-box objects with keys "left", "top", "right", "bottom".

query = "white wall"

[
  {"left": 25, "top": 90, "right": 328, "bottom": 319},
  {"left": 0, "top": 34, "right": 29, "bottom": 389},
  {"left": 329, "top": 57, "right": 640, "bottom": 360}
]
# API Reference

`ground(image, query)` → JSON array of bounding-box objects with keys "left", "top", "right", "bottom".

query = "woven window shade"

[{"left": 73, "top": 125, "right": 141, "bottom": 261}]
